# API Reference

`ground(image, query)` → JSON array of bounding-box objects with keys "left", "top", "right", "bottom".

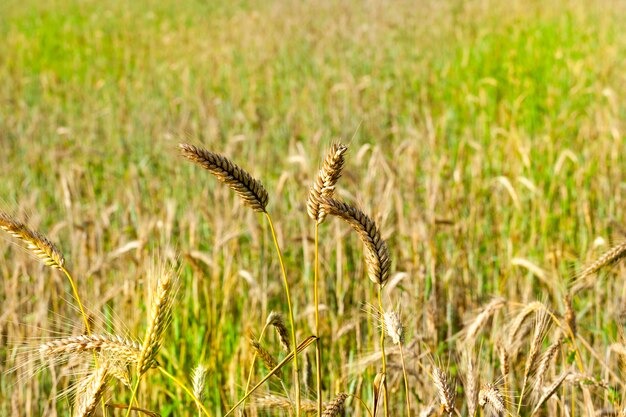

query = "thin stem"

[
  {"left": 242, "top": 323, "right": 274, "bottom": 412},
  {"left": 314, "top": 223, "right": 323, "bottom": 417},
  {"left": 61, "top": 266, "right": 91, "bottom": 334},
  {"left": 265, "top": 212, "right": 301, "bottom": 417},
  {"left": 124, "top": 379, "right": 141, "bottom": 417},
  {"left": 348, "top": 394, "right": 374, "bottom": 417},
  {"left": 399, "top": 343, "right": 412, "bottom": 417},
  {"left": 158, "top": 366, "right": 213, "bottom": 417},
  {"left": 377, "top": 288, "right": 389, "bottom": 417}
]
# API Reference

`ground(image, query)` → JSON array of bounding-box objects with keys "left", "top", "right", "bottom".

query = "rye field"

[{"left": 1, "top": 0, "right": 626, "bottom": 415}]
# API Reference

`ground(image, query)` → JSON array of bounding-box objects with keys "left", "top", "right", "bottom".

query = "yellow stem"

[
  {"left": 124, "top": 379, "right": 141, "bottom": 417},
  {"left": 399, "top": 343, "right": 411, "bottom": 417},
  {"left": 264, "top": 212, "right": 301, "bottom": 417},
  {"left": 314, "top": 223, "right": 323, "bottom": 417},
  {"left": 242, "top": 323, "right": 272, "bottom": 412},
  {"left": 61, "top": 266, "right": 91, "bottom": 335},
  {"left": 377, "top": 288, "right": 389, "bottom": 417}
]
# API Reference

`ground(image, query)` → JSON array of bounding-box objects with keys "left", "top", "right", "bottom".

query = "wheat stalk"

[
  {"left": 307, "top": 143, "right": 348, "bottom": 224},
  {"left": 73, "top": 363, "right": 110, "bottom": 417},
  {"left": 266, "top": 311, "right": 291, "bottom": 353},
  {"left": 321, "top": 198, "right": 391, "bottom": 286},
  {"left": 179, "top": 143, "right": 269, "bottom": 212},
  {"left": 530, "top": 370, "right": 571, "bottom": 416},
  {"left": 507, "top": 301, "right": 544, "bottom": 353},
  {"left": 40, "top": 334, "right": 141, "bottom": 363},
  {"left": 137, "top": 268, "right": 177, "bottom": 376},
  {"left": 465, "top": 352, "right": 479, "bottom": 417},
  {"left": 322, "top": 392, "right": 349, "bottom": 417},
  {"left": 564, "top": 294, "right": 577, "bottom": 338},
  {"left": 533, "top": 335, "right": 563, "bottom": 396}
]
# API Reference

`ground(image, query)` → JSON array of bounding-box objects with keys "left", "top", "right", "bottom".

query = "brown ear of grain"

[
  {"left": 0, "top": 212, "right": 65, "bottom": 270},
  {"left": 40, "top": 334, "right": 141, "bottom": 364},
  {"left": 321, "top": 392, "right": 349, "bottom": 417},
  {"left": 179, "top": 143, "right": 269, "bottom": 213},
  {"left": 321, "top": 198, "right": 391, "bottom": 287},
  {"left": 137, "top": 268, "right": 177, "bottom": 376},
  {"left": 266, "top": 311, "right": 291, "bottom": 353},
  {"left": 575, "top": 240, "right": 626, "bottom": 282},
  {"left": 307, "top": 143, "right": 348, "bottom": 224},
  {"left": 478, "top": 383, "right": 506, "bottom": 417},
  {"left": 73, "top": 363, "right": 110, "bottom": 417},
  {"left": 249, "top": 339, "right": 282, "bottom": 379}
]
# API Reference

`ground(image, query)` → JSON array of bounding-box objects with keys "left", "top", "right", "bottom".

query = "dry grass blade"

[
  {"left": 179, "top": 143, "right": 269, "bottom": 212},
  {"left": 249, "top": 339, "right": 282, "bottom": 379},
  {"left": 373, "top": 372, "right": 385, "bottom": 417},
  {"left": 530, "top": 370, "right": 571, "bottom": 416},
  {"left": 433, "top": 367, "right": 455, "bottom": 415},
  {"left": 266, "top": 311, "right": 291, "bottom": 353},
  {"left": 73, "top": 363, "right": 110, "bottom": 417},
  {"left": 0, "top": 211, "right": 65, "bottom": 270},
  {"left": 321, "top": 198, "right": 391, "bottom": 286},
  {"left": 322, "top": 392, "right": 349, "bottom": 417},
  {"left": 307, "top": 143, "right": 348, "bottom": 224},
  {"left": 39, "top": 334, "right": 141, "bottom": 363},
  {"left": 464, "top": 297, "right": 506, "bottom": 342},
  {"left": 576, "top": 240, "right": 626, "bottom": 281},
  {"left": 137, "top": 268, "right": 177, "bottom": 376},
  {"left": 478, "top": 383, "right": 506, "bottom": 417}
]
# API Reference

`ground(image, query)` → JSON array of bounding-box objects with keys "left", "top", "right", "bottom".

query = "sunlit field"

[{"left": 1, "top": 0, "right": 626, "bottom": 416}]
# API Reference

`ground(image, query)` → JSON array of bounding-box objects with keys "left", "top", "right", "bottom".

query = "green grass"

[{"left": 1, "top": 0, "right": 626, "bottom": 415}]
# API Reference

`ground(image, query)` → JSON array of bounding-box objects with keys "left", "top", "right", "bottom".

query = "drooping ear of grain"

[
  {"left": 249, "top": 339, "right": 282, "bottom": 378},
  {"left": 478, "top": 383, "right": 505, "bottom": 417},
  {"left": 254, "top": 394, "right": 319, "bottom": 414},
  {"left": 178, "top": 143, "right": 269, "bottom": 212},
  {"left": 265, "top": 311, "right": 291, "bottom": 353},
  {"left": 307, "top": 143, "right": 348, "bottom": 224},
  {"left": 564, "top": 294, "right": 576, "bottom": 338},
  {"left": 39, "top": 334, "right": 141, "bottom": 364},
  {"left": 321, "top": 198, "right": 391, "bottom": 287},
  {"left": 0, "top": 212, "right": 65, "bottom": 270},
  {"left": 532, "top": 335, "right": 563, "bottom": 396},
  {"left": 321, "top": 392, "right": 349, "bottom": 417},
  {"left": 524, "top": 310, "right": 551, "bottom": 381},
  {"left": 137, "top": 268, "right": 177, "bottom": 376},
  {"left": 73, "top": 363, "right": 110, "bottom": 417},
  {"left": 576, "top": 240, "right": 626, "bottom": 281},
  {"left": 530, "top": 370, "right": 571, "bottom": 416},
  {"left": 433, "top": 367, "right": 455, "bottom": 415}
]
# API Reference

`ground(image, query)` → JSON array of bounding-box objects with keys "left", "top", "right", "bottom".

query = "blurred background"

[{"left": 1, "top": 0, "right": 625, "bottom": 415}]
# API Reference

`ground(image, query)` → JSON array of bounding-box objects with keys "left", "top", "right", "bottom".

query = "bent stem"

[
  {"left": 158, "top": 366, "right": 213, "bottom": 417},
  {"left": 61, "top": 266, "right": 91, "bottom": 334},
  {"left": 314, "top": 223, "right": 323, "bottom": 416},
  {"left": 124, "top": 379, "right": 142, "bottom": 417},
  {"left": 377, "top": 287, "right": 389, "bottom": 417},
  {"left": 265, "top": 212, "right": 301, "bottom": 417},
  {"left": 399, "top": 343, "right": 411, "bottom": 417}
]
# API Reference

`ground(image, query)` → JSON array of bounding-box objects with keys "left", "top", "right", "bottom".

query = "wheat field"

[{"left": 1, "top": 0, "right": 626, "bottom": 416}]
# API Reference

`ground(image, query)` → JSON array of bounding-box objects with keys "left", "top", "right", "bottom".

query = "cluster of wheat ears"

[{"left": 3, "top": 143, "right": 626, "bottom": 417}]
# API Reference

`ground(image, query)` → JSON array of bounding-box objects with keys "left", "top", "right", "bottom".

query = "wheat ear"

[
  {"left": 249, "top": 339, "right": 282, "bottom": 379},
  {"left": 478, "top": 383, "right": 506, "bottom": 417},
  {"left": 254, "top": 394, "right": 319, "bottom": 413},
  {"left": 73, "top": 363, "right": 110, "bottom": 417},
  {"left": 322, "top": 393, "right": 349, "bottom": 417},
  {"left": 532, "top": 335, "right": 563, "bottom": 397},
  {"left": 307, "top": 143, "right": 348, "bottom": 224},
  {"left": 530, "top": 370, "right": 571, "bottom": 416},
  {"left": 0, "top": 211, "right": 65, "bottom": 270},
  {"left": 179, "top": 143, "right": 269, "bottom": 212},
  {"left": 321, "top": 198, "right": 391, "bottom": 286},
  {"left": 137, "top": 268, "right": 177, "bottom": 376},
  {"left": 465, "top": 352, "right": 479, "bottom": 417},
  {"left": 40, "top": 334, "right": 141, "bottom": 363},
  {"left": 433, "top": 367, "right": 455, "bottom": 415},
  {"left": 266, "top": 311, "right": 291, "bottom": 353},
  {"left": 192, "top": 363, "right": 208, "bottom": 416},
  {"left": 576, "top": 240, "right": 626, "bottom": 281}
]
